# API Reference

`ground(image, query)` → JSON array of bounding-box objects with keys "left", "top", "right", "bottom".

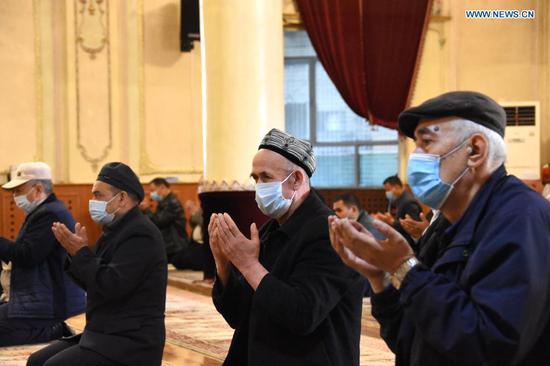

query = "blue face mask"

[
  {"left": 150, "top": 191, "right": 161, "bottom": 202},
  {"left": 385, "top": 191, "right": 395, "bottom": 201},
  {"left": 255, "top": 173, "right": 296, "bottom": 219},
  {"left": 89, "top": 193, "right": 121, "bottom": 225},
  {"left": 407, "top": 139, "right": 470, "bottom": 209},
  {"left": 14, "top": 186, "right": 40, "bottom": 214}
]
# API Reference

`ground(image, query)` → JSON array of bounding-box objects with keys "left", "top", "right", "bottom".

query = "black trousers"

[
  {"left": 0, "top": 304, "right": 63, "bottom": 346},
  {"left": 171, "top": 241, "right": 205, "bottom": 271},
  {"left": 27, "top": 338, "right": 122, "bottom": 366}
]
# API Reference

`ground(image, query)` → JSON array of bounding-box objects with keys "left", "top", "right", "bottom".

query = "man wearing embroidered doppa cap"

[
  {"left": 0, "top": 162, "right": 85, "bottom": 346},
  {"left": 28, "top": 162, "right": 167, "bottom": 366},
  {"left": 209, "top": 129, "right": 363, "bottom": 366}
]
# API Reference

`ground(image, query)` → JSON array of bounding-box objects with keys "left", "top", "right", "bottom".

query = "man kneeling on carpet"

[
  {"left": 28, "top": 162, "right": 167, "bottom": 366},
  {"left": 209, "top": 129, "right": 364, "bottom": 366},
  {"left": 0, "top": 162, "right": 85, "bottom": 346}
]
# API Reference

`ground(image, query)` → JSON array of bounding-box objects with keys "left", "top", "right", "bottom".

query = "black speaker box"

[{"left": 180, "top": 0, "right": 200, "bottom": 52}]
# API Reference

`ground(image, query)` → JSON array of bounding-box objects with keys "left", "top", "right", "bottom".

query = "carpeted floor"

[
  {"left": 163, "top": 289, "right": 394, "bottom": 365},
  {"left": 0, "top": 284, "right": 394, "bottom": 366}
]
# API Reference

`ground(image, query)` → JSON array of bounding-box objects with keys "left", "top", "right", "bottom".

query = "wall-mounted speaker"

[{"left": 180, "top": 0, "right": 200, "bottom": 52}]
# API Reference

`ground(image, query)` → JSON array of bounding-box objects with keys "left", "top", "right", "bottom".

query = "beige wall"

[
  {"left": 408, "top": 0, "right": 549, "bottom": 172},
  {"left": 0, "top": 0, "right": 548, "bottom": 184},
  {"left": 0, "top": 1, "right": 39, "bottom": 174},
  {"left": 0, "top": 0, "right": 203, "bottom": 184}
]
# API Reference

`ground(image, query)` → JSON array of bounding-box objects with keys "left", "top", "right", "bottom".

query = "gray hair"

[
  {"left": 447, "top": 119, "right": 507, "bottom": 172},
  {"left": 285, "top": 160, "right": 310, "bottom": 187},
  {"left": 34, "top": 179, "right": 53, "bottom": 194}
]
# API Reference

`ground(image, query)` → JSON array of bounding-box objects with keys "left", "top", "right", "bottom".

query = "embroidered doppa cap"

[{"left": 258, "top": 128, "right": 316, "bottom": 177}]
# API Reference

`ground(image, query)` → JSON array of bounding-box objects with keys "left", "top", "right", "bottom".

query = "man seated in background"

[
  {"left": 28, "top": 162, "right": 167, "bottom": 366},
  {"left": 141, "top": 177, "right": 189, "bottom": 264},
  {"left": 332, "top": 193, "right": 369, "bottom": 226},
  {"left": 333, "top": 192, "right": 383, "bottom": 240},
  {"left": 0, "top": 162, "right": 85, "bottom": 346},
  {"left": 172, "top": 200, "right": 205, "bottom": 271},
  {"left": 374, "top": 175, "right": 422, "bottom": 249},
  {"left": 209, "top": 128, "right": 363, "bottom": 366}
]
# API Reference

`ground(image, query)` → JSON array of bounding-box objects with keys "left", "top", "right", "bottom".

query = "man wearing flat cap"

[
  {"left": 329, "top": 91, "right": 550, "bottom": 365},
  {"left": 0, "top": 162, "right": 85, "bottom": 346},
  {"left": 28, "top": 162, "right": 167, "bottom": 366},
  {"left": 209, "top": 128, "right": 363, "bottom": 366}
]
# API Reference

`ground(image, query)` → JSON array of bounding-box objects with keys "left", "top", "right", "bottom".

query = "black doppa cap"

[
  {"left": 398, "top": 91, "right": 506, "bottom": 138},
  {"left": 97, "top": 162, "right": 144, "bottom": 202}
]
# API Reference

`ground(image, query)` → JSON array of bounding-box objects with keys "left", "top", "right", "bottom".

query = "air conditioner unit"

[{"left": 500, "top": 101, "right": 540, "bottom": 179}]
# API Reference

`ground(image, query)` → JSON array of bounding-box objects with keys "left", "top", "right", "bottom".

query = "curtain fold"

[{"left": 296, "top": 0, "right": 432, "bottom": 130}]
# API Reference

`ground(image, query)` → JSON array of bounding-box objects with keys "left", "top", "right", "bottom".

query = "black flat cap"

[
  {"left": 259, "top": 128, "right": 316, "bottom": 177},
  {"left": 398, "top": 91, "right": 506, "bottom": 138},
  {"left": 97, "top": 162, "right": 144, "bottom": 202}
]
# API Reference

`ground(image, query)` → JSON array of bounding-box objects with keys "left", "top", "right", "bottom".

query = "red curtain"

[{"left": 296, "top": 0, "right": 432, "bottom": 130}]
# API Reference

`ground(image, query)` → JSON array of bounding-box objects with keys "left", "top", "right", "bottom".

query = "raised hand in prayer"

[
  {"left": 399, "top": 212, "right": 430, "bottom": 239},
  {"left": 214, "top": 213, "right": 267, "bottom": 290},
  {"left": 373, "top": 212, "right": 395, "bottom": 225},
  {"left": 52, "top": 222, "right": 90, "bottom": 256},
  {"left": 329, "top": 216, "right": 413, "bottom": 280},
  {"left": 208, "top": 213, "right": 231, "bottom": 284},
  {"left": 328, "top": 216, "right": 388, "bottom": 291}
]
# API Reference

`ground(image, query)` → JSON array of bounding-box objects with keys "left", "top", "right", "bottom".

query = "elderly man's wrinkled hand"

[
  {"left": 330, "top": 217, "right": 413, "bottom": 274},
  {"left": 215, "top": 213, "right": 260, "bottom": 273},
  {"left": 328, "top": 216, "right": 385, "bottom": 282},
  {"left": 52, "top": 222, "right": 89, "bottom": 256},
  {"left": 208, "top": 214, "right": 230, "bottom": 276}
]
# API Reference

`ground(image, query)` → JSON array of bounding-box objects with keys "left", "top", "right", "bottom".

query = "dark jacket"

[
  {"left": 212, "top": 192, "right": 364, "bottom": 366},
  {"left": 357, "top": 210, "right": 384, "bottom": 240},
  {"left": 392, "top": 191, "right": 422, "bottom": 248},
  {"left": 372, "top": 166, "right": 550, "bottom": 365},
  {"left": 0, "top": 193, "right": 85, "bottom": 319},
  {"left": 68, "top": 207, "right": 167, "bottom": 366},
  {"left": 145, "top": 192, "right": 188, "bottom": 259}
]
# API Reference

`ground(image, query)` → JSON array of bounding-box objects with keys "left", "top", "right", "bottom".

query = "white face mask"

[
  {"left": 255, "top": 173, "right": 296, "bottom": 219},
  {"left": 14, "top": 186, "right": 39, "bottom": 214},
  {"left": 89, "top": 193, "right": 120, "bottom": 225}
]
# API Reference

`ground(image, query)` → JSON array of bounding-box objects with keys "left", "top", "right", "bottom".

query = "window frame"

[{"left": 285, "top": 56, "right": 399, "bottom": 188}]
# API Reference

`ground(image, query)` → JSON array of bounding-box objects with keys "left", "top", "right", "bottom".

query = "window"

[{"left": 284, "top": 31, "right": 399, "bottom": 187}]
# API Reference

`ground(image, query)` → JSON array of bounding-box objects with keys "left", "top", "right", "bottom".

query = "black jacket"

[
  {"left": 145, "top": 192, "right": 188, "bottom": 259},
  {"left": 68, "top": 207, "right": 167, "bottom": 366},
  {"left": 0, "top": 193, "right": 85, "bottom": 319},
  {"left": 392, "top": 191, "right": 422, "bottom": 248},
  {"left": 212, "top": 192, "right": 364, "bottom": 366}
]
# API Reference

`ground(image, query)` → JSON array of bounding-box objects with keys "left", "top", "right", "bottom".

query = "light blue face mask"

[
  {"left": 385, "top": 191, "right": 396, "bottom": 201},
  {"left": 150, "top": 191, "right": 161, "bottom": 202},
  {"left": 14, "top": 186, "right": 40, "bottom": 214},
  {"left": 255, "top": 172, "right": 296, "bottom": 219},
  {"left": 407, "top": 139, "right": 470, "bottom": 209},
  {"left": 89, "top": 193, "right": 120, "bottom": 225}
]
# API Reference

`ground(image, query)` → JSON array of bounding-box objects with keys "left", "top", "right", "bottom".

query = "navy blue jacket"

[
  {"left": 0, "top": 193, "right": 86, "bottom": 319},
  {"left": 372, "top": 166, "right": 550, "bottom": 365}
]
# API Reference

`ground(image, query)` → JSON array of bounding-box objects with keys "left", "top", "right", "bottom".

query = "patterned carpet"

[
  {"left": 164, "top": 291, "right": 394, "bottom": 365},
  {"left": 0, "top": 288, "right": 394, "bottom": 366}
]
